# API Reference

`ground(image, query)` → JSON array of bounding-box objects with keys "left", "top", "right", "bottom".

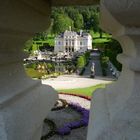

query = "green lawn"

[
  {"left": 47, "top": 33, "right": 112, "bottom": 46},
  {"left": 25, "top": 68, "right": 44, "bottom": 79},
  {"left": 90, "top": 31, "right": 112, "bottom": 38},
  {"left": 33, "top": 39, "right": 54, "bottom": 47},
  {"left": 46, "top": 36, "right": 55, "bottom": 46},
  {"left": 25, "top": 67, "right": 61, "bottom": 79},
  {"left": 94, "top": 38, "right": 111, "bottom": 44},
  {"left": 58, "top": 84, "right": 105, "bottom": 97}
]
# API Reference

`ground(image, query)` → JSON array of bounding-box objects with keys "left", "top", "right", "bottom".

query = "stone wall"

[
  {"left": 0, "top": 0, "right": 58, "bottom": 140},
  {"left": 87, "top": 0, "right": 140, "bottom": 139},
  {"left": 1, "top": 0, "right": 140, "bottom": 140}
]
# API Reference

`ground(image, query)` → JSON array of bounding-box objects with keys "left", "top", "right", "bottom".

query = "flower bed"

[
  {"left": 41, "top": 99, "right": 68, "bottom": 139},
  {"left": 59, "top": 92, "right": 91, "bottom": 101},
  {"left": 51, "top": 99, "right": 68, "bottom": 111},
  {"left": 41, "top": 119, "right": 57, "bottom": 140},
  {"left": 41, "top": 94, "right": 90, "bottom": 139},
  {"left": 56, "top": 102, "right": 89, "bottom": 135}
]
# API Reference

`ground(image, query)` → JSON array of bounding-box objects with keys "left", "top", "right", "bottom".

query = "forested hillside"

[
  {"left": 51, "top": 6, "right": 100, "bottom": 34},
  {"left": 32, "top": 6, "right": 101, "bottom": 41}
]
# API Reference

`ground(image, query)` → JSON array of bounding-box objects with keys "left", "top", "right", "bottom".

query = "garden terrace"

[{"left": 0, "top": 0, "right": 140, "bottom": 140}]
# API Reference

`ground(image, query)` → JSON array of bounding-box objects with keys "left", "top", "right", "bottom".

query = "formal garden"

[
  {"left": 24, "top": 5, "right": 122, "bottom": 79},
  {"left": 24, "top": 51, "right": 91, "bottom": 79},
  {"left": 22, "top": 6, "right": 122, "bottom": 140},
  {"left": 24, "top": 61, "right": 76, "bottom": 79}
]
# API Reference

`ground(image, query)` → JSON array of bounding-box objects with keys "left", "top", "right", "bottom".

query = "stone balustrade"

[
  {"left": 0, "top": 1, "right": 58, "bottom": 140},
  {"left": 0, "top": 0, "right": 140, "bottom": 140},
  {"left": 108, "top": 61, "right": 120, "bottom": 78},
  {"left": 87, "top": 0, "right": 140, "bottom": 139}
]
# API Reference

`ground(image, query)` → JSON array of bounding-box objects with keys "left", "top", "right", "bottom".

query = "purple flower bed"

[{"left": 56, "top": 102, "right": 89, "bottom": 135}]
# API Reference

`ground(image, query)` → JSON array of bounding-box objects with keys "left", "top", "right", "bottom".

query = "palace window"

[
  {"left": 66, "top": 41, "right": 68, "bottom": 46},
  {"left": 72, "top": 41, "right": 74, "bottom": 46},
  {"left": 72, "top": 47, "right": 74, "bottom": 52},
  {"left": 66, "top": 47, "right": 68, "bottom": 52}
]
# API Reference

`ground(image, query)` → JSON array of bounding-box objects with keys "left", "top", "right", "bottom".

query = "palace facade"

[{"left": 54, "top": 30, "right": 92, "bottom": 53}]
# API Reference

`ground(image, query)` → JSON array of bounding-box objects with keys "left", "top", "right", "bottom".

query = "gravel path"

[
  {"left": 42, "top": 53, "right": 114, "bottom": 90},
  {"left": 42, "top": 74, "right": 112, "bottom": 90},
  {"left": 83, "top": 53, "right": 102, "bottom": 77},
  {"left": 43, "top": 94, "right": 91, "bottom": 140}
]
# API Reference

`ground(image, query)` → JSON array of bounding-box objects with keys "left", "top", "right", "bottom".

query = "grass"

[
  {"left": 25, "top": 67, "right": 61, "bottom": 79},
  {"left": 58, "top": 84, "right": 105, "bottom": 97},
  {"left": 89, "top": 31, "right": 112, "bottom": 45},
  {"left": 31, "top": 33, "right": 112, "bottom": 51},
  {"left": 25, "top": 68, "right": 45, "bottom": 79},
  {"left": 90, "top": 31, "right": 112, "bottom": 38},
  {"left": 94, "top": 38, "right": 111, "bottom": 44},
  {"left": 44, "top": 33, "right": 112, "bottom": 46},
  {"left": 33, "top": 39, "right": 54, "bottom": 47},
  {"left": 46, "top": 36, "right": 55, "bottom": 46}
]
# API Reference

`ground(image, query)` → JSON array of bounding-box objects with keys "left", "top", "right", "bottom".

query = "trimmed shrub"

[
  {"left": 100, "top": 55, "right": 109, "bottom": 76},
  {"left": 104, "top": 39, "right": 122, "bottom": 71},
  {"left": 77, "top": 55, "right": 85, "bottom": 69}
]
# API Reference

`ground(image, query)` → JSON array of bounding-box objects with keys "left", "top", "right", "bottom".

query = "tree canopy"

[
  {"left": 31, "top": 6, "right": 104, "bottom": 41},
  {"left": 51, "top": 6, "right": 100, "bottom": 34},
  {"left": 52, "top": 14, "right": 74, "bottom": 34}
]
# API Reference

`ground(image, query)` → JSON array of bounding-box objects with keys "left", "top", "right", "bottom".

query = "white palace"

[{"left": 54, "top": 29, "right": 92, "bottom": 54}]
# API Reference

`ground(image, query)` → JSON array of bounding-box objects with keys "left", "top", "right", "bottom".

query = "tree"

[
  {"left": 50, "top": 6, "right": 101, "bottom": 33},
  {"left": 74, "top": 13, "right": 84, "bottom": 30},
  {"left": 85, "top": 51, "right": 90, "bottom": 60},
  {"left": 104, "top": 39, "right": 122, "bottom": 71},
  {"left": 81, "top": 9, "right": 91, "bottom": 30},
  {"left": 47, "top": 63, "right": 55, "bottom": 73},
  {"left": 52, "top": 14, "right": 74, "bottom": 34},
  {"left": 33, "top": 31, "right": 48, "bottom": 41},
  {"left": 65, "top": 7, "right": 78, "bottom": 20},
  {"left": 24, "top": 39, "right": 33, "bottom": 53},
  {"left": 77, "top": 56, "right": 85, "bottom": 69},
  {"left": 89, "top": 13, "right": 99, "bottom": 32},
  {"left": 64, "top": 7, "right": 84, "bottom": 30}
]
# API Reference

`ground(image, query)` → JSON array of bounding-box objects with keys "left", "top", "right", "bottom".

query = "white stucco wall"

[{"left": 54, "top": 30, "right": 92, "bottom": 53}]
